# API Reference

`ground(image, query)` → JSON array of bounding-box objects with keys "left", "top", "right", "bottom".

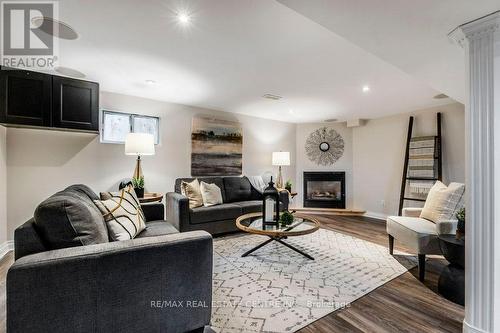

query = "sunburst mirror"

[{"left": 305, "top": 127, "right": 344, "bottom": 165}]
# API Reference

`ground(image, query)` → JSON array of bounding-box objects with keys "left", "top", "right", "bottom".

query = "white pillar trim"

[
  {"left": 449, "top": 11, "right": 500, "bottom": 333},
  {"left": 449, "top": 12, "right": 500, "bottom": 45},
  {"left": 463, "top": 321, "right": 490, "bottom": 333}
]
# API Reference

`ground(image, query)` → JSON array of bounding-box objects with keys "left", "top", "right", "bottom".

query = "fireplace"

[{"left": 303, "top": 172, "right": 345, "bottom": 208}]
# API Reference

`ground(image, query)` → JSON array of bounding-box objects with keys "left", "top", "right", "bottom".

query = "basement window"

[{"left": 101, "top": 110, "right": 160, "bottom": 144}]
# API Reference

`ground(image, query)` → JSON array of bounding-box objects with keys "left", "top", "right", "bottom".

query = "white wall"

[
  {"left": 294, "top": 122, "right": 353, "bottom": 208},
  {"left": 5, "top": 91, "right": 296, "bottom": 240},
  {"left": 3, "top": 93, "right": 465, "bottom": 239},
  {"left": 0, "top": 126, "right": 7, "bottom": 245},
  {"left": 352, "top": 102, "right": 465, "bottom": 218}
]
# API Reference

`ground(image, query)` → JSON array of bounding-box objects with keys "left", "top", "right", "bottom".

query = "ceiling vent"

[
  {"left": 262, "top": 94, "right": 283, "bottom": 100},
  {"left": 433, "top": 93, "right": 449, "bottom": 99}
]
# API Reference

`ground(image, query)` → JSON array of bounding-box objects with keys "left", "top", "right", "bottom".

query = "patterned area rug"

[{"left": 211, "top": 228, "right": 416, "bottom": 332}]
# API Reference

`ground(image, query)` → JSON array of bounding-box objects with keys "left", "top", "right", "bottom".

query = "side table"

[
  {"left": 139, "top": 192, "right": 164, "bottom": 204},
  {"left": 438, "top": 234, "right": 465, "bottom": 306}
]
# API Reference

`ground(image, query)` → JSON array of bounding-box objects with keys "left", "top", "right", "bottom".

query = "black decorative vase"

[{"left": 134, "top": 188, "right": 144, "bottom": 198}]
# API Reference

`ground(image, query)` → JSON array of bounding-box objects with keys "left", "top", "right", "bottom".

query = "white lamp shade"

[
  {"left": 272, "top": 151, "right": 290, "bottom": 166},
  {"left": 125, "top": 133, "right": 155, "bottom": 156}
]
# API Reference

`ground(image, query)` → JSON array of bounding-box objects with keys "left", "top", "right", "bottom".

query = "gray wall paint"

[
  {"left": 1, "top": 93, "right": 465, "bottom": 242},
  {"left": 294, "top": 122, "right": 353, "bottom": 209},
  {"left": 5, "top": 92, "right": 296, "bottom": 239},
  {"left": 352, "top": 102, "right": 465, "bottom": 218}
]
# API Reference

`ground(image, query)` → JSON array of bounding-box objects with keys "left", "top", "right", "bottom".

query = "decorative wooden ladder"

[{"left": 398, "top": 113, "right": 442, "bottom": 215}]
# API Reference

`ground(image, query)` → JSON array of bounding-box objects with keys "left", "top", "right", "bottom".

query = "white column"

[
  {"left": 450, "top": 12, "right": 500, "bottom": 333},
  {"left": 495, "top": 24, "right": 500, "bottom": 333}
]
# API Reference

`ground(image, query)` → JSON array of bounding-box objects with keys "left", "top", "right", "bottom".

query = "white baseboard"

[
  {"left": 364, "top": 211, "right": 388, "bottom": 221},
  {"left": 0, "top": 240, "right": 14, "bottom": 260}
]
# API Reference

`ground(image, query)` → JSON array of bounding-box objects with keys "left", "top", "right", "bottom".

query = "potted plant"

[
  {"left": 279, "top": 210, "right": 294, "bottom": 227},
  {"left": 132, "top": 176, "right": 145, "bottom": 198},
  {"left": 285, "top": 180, "right": 292, "bottom": 193},
  {"left": 456, "top": 207, "right": 465, "bottom": 240}
]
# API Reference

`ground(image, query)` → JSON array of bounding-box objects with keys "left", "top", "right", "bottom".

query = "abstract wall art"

[{"left": 191, "top": 116, "right": 243, "bottom": 176}]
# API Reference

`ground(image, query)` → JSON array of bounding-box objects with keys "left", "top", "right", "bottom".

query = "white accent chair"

[{"left": 386, "top": 207, "right": 458, "bottom": 282}]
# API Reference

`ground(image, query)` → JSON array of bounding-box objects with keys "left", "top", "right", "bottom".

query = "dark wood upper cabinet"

[
  {"left": 0, "top": 68, "right": 52, "bottom": 127},
  {"left": 52, "top": 77, "right": 99, "bottom": 131},
  {"left": 0, "top": 67, "right": 99, "bottom": 133}
]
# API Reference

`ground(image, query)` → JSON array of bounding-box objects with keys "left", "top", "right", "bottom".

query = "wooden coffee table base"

[{"left": 242, "top": 236, "right": 314, "bottom": 260}]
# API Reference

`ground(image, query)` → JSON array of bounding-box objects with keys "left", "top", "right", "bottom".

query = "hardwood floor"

[
  {"left": 298, "top": 214, "right": 464, "bottom": 333},
  {"left": 0, "top": 215, "right": 464, "bottom": 333}
]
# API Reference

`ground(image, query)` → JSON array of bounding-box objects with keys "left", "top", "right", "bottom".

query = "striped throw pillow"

[{"left": 94, "top": 186, "right": 146, "bottom": 241}]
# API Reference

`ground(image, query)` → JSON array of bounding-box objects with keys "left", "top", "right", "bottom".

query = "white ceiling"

[
  {"left": 53, "top": 0, "right": 498, "bottom": 123},
  {"left": 278, "top": 0, "right": 500, "bottom": 105}
]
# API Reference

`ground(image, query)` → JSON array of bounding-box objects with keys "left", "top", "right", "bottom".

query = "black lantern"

[{"left": 262, "top": 177, "right": 280, "bottom": 225}]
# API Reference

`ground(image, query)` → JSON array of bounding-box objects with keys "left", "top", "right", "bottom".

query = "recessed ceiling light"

[
  {"left": 54, "top": 66, "right": 85, "bottom": 78},
  {"left": 145, "top": 80, "right": 156, "bottom": 85},
  {"left": 31, "top": 16, "right": 78, "bottom": 40},
  {"left": 433, "top": 93, "right": 449, "bottom": 99},
  {"left": 262, "top": 94, "right": 282, "bottom": 100},
  {"left": 178, "top": 13, "right": 191, "bottom": 24},
  {"left": 362, "top": 85, "right": 370, "bottom": 93}
]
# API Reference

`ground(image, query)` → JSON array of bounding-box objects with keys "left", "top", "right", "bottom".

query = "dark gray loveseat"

[
  {"left": 167, "top": 176, "right": 289, "bottom": 234},
  {"left": 8, "top": 184, "right": 212, "bottom": 333}
]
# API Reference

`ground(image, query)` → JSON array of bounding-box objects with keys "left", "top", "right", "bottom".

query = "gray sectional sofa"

[
  {"left": 167, "top": 176, "right": 289, "bottom": 234},
  {"left": 8, "top": 184, "right": 212, "bottom": 333}
]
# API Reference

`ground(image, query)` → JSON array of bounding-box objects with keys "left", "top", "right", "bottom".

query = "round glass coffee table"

[{"left": 236, "top": 212, "right": 320, "bottom": 260}]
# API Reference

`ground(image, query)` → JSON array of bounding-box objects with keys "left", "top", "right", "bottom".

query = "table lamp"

[
  {"left": 272, "top": 151, "right": 290, "bottom": 189},
  {"left": 125, "top": 133, "right": 155, "bottom": 181}
]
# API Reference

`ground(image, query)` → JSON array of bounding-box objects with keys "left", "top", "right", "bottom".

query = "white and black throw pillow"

[{"left": 95, "top": 186, "right": 146, "bottom": 241}]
